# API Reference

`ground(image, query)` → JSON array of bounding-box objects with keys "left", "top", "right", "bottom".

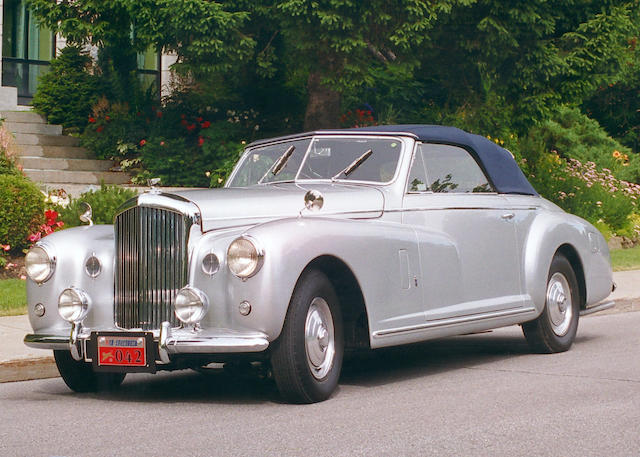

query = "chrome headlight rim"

[
  {"left": 25, "top": 244, "right": 56, "bottom": 284},
  {"left": 227, "top": 235, "right": 265, "bottom": 279},
  {"left": 174, "top": 286, "right": 209, "bottom": 325},
  {"left": 58, "top": 287, "right": 90, "bottom": 323}
]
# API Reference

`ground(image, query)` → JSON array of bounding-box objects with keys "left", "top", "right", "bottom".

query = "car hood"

[{"left": 168, "top": 182, "right": 385, "bottom": 231}]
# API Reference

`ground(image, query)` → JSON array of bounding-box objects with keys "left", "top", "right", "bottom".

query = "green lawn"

[
  {"left": 611, "top": 246, "right": 640, "bottom": 272},
  {"left": 0, "top": 279, "right": 27, "bottom": 316}
]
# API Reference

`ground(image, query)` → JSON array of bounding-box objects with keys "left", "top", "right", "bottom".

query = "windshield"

[{"left": 227, "top": 136, "right": 402, "bottom": 187}]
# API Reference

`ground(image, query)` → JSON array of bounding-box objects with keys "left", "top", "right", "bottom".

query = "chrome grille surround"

[{"left": 114, "top": 194, "right": 201, "bottom": 330}]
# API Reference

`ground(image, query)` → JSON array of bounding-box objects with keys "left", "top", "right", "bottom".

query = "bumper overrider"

[{"left": 24, "top": 321, "right": 269, "bottom": 369}]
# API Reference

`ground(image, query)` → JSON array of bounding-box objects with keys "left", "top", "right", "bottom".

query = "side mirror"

[{"left": 78, "top": 202, "right": 93, "bottom": 226}]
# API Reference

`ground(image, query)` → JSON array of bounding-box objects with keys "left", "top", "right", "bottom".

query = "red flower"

[
  {"left": 139, "top": 139, "right": 146, "bottom": 147},
  {"left": 45, "top": 210, "right": 58, "bottom": 226},
  {"left": 96, "top": 126, "right": 104, "bottom": 133},
  {"left": 186, "top": 124, "right": 197, "bottom": 132},
  {"left": 197, "top": 116, "right": 203, "bottom": 122},
  {"left": 105, "top": 115, "right": 111, "bottom": 121},
  {"left": 156, "top": 111, "right": 163, "bottom": 118},
  {"left": 180, "top": 119, "right": 188, "bottom": 126},
  {"left": 88, "top": 117, "right": 96, "bottom": 123},
  {"left": 198, "top": 136, "right": 205, "bottom": 147},
  {"left": 201, "top": 120, "right": 211, "bottom": 129}
]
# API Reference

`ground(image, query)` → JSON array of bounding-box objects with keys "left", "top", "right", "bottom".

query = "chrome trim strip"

[
  {"left": 24, "top": 334, "right": 69, "bottom": 350},
  {"left": 580, "top": 300, "right": 615, "bottom": 317},
  {"left": 373, "top": 307, "right": 537, "bottom": 338},
  {"left": 115, "top": 192, "right": 201, "bottom": 223},
  {"left": 165, "top": 336, "right": 269, "bottom": 354},
  {"left": 385, "top": 206, "right": 539, "bottom": 213}
]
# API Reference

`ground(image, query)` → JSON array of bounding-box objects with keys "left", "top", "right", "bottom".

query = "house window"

[
  {"left": 2, "top": 0, "right": 54, "bottom": 103},
  {"left": 137, "top": 47, "right": 160, "bottom": 93}
]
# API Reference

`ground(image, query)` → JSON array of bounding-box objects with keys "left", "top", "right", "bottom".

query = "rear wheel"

[
  {"left": 271, "top": 269, "right": 344, "bottom": 403},
  {"left": 54, "top": 350, "right": 126, "bottom": 392},
  {"left": 522, "top": 254, "right": 580, "bottom": 353}
]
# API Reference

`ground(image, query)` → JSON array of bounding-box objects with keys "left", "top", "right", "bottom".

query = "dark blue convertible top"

[
  {"left": 249, "top": 124, "right": 538, "bottom": 196},
  {"left": 354, "top": 125, "right": 538, "bottom": 196}
]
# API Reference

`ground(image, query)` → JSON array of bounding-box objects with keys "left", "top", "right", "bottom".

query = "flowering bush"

[
  {"left": 0, "top": 174, "right": 45, "bottom": 252},
  {"left": 340, "top": 109, "right": 377, "bottom": 128},
  {"left": 27, "top": 210, "right": 64, "bottom": 243}
]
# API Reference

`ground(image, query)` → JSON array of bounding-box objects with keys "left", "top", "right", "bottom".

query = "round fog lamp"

[
  {"left": 175, "top": 286, "right": 209, "bottom": 325},
  {"left": 85, "top": 255, "right": 101, "bottom": 278},
  {"left": 25, "top": 245, "right": 55, "bottom": 284},
  {"left": 227, "top": 236, "right": 264, "bottom": 279},
  {"left": 202, "top": 253, "right": 220, "bottom": 276},
  {"left": 58, "top": 287, "right": 90, "bottom": 323}
]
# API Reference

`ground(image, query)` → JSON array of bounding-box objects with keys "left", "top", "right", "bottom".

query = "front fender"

[
  {"left": 220, "top": 216, "right": 420, "bottom": 341},
  {"left": 26, "top": 225, "right": 116, "bottom": 335}
]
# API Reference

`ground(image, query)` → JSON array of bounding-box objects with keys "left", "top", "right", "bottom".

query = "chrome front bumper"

[{"left": 24, "top": 321, "right": 270, "bottom": 363}]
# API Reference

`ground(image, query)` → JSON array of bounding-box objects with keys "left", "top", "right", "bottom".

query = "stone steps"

[
  {"left": 1, "top": 110, "right": 131, "bottom": 196},
  {"left": 23, "top": 169, "right": 131, "bottom": 185},
  {"left": 17, "top": 157, "right": 114, "bottom": 172},
  {"left": 17, "top": 145, "right": 94, "bottom": 159}
]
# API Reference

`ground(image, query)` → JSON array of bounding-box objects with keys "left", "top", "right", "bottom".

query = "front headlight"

[
  {"left": 58, "top": 287, "right": 90, "bottom": 323},
  {"left": 25, "top": 245, "right": 55, "bottom": 284},
  {"left": 174, "top": 286, "right": 209, "bottom": 325},
  {"left": 227, "top": 236, "right": 264, "bottom": 279}
]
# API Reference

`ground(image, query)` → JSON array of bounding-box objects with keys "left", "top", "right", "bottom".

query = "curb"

[{"left": 0, "top": 356, "right": 59, "bottom": 383}]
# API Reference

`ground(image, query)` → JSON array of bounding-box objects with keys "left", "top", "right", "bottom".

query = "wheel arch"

[
  {"left": 299, "top": 255, "right": 371, "bottom": 351},
  {"left": 555, "top": 244, "right": 586, "bottom": 310}
]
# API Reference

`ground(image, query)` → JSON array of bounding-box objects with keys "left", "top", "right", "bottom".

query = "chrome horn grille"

[{"left": 114, "top": 205, "right": 193, "bottom": 330}]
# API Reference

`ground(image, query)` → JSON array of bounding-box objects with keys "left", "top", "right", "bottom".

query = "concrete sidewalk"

[{"left": 1, "top": 270, "right": 639, "bottom": 383}]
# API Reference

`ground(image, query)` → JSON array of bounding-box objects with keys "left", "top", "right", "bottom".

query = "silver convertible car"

[{"left": 24, "top": 125, "right": 615, "bottom": 403}]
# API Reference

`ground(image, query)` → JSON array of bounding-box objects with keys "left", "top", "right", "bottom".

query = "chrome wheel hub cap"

[
  {"left": 305, "top": 297, "right": 335, "bottom": 380},
  {"left": 547, "top": 272, "right": 573, "bottom": 336}
]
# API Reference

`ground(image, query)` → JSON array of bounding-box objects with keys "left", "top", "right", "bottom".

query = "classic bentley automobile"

[{"left": 24, "top": 125, "right": 615, "bottom": 403}]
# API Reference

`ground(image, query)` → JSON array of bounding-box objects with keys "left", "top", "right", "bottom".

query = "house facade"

[{"left": 1, "top": 0, "right": 176, "bottom": 111}]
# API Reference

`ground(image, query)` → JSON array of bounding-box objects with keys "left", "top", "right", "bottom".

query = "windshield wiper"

[
  {"left": 331, "top": 149, "right": 373, "bottom": 181},
  {"left": 258, "top": 145, "right": 296, "bottom": 184}
]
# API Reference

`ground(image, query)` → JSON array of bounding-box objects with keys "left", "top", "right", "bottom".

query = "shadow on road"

[{"left": 39, "top": 328, "right": 586, "bottom": 404}]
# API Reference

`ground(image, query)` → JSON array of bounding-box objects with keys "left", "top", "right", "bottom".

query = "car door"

[{"left": 402, "top": 143, "right": 525, "bottom": 320}]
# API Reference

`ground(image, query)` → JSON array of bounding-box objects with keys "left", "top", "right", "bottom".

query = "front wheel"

[
  {"left": 270, "top": 269, "right": 344, "bottom": 404},
  {"left": 54, "top": 350, "right": 126, "bottom": 392},
  {"left": 522, "top": 254, "right": 580, "bottom": 353}
]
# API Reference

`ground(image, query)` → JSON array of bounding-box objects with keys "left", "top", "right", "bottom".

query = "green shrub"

[
  {"left": 31, "top": 46, "right": 101, "bottom": 132},
  {"left": 532, "top": 106, "right": 640, "bottom": 183},
  {"left": 58, "top": 184, "right": 139, "bottom": 227},
  {"left": 0, "top": 174, "right": 45, "bottom": 251}
]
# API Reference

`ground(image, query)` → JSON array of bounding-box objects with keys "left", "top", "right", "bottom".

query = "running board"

[{"left": 580, "top": 301, "right": 615, "bottom": 317}]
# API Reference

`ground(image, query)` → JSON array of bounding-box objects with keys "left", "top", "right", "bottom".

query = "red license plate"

[{"left": 97, "top": 335, "right": 146, "bottom": 367}]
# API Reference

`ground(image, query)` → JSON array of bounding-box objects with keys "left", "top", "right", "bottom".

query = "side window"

[{"left": 410, "top": 143, "right": 493, "bottom": 193}]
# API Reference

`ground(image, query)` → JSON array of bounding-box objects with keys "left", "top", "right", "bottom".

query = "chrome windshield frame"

[{"left": 226, "top": 133, "right": 414, "bottom": 188}]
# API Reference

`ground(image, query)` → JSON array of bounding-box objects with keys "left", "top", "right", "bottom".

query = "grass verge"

[
  {"left": 0, "top": 279, "right": 27, "bottom": 316},
  {"left": 610, "top": 246, "right": 640, "bottom": 272}
]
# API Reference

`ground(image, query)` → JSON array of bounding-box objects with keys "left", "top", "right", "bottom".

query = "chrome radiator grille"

[{"left": 115, "top": 206, "right": 191, "bottom": 329}]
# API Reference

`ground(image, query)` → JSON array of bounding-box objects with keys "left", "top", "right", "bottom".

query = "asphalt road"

[{"left": 1, "top": 311, "right": 639, "bottom": 457}]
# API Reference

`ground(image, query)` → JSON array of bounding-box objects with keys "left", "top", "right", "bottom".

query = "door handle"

[{"left": 501, "top": 213, "right": 515, "bottom": 220}]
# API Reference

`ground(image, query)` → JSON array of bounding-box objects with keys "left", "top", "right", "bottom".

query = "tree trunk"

[{"left": 303, "top": 72, "right": 341, "bottom": 131}]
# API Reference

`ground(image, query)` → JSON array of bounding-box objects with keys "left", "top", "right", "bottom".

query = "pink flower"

[
  {"left": 28, "top": 232, "right": 41, "bottom": 243},
  {"left": 0, "top": 244, "right": 9, "bottom": 251},
  {"left": 139, "top": 139, "right": 146, "bottom": 147}
]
